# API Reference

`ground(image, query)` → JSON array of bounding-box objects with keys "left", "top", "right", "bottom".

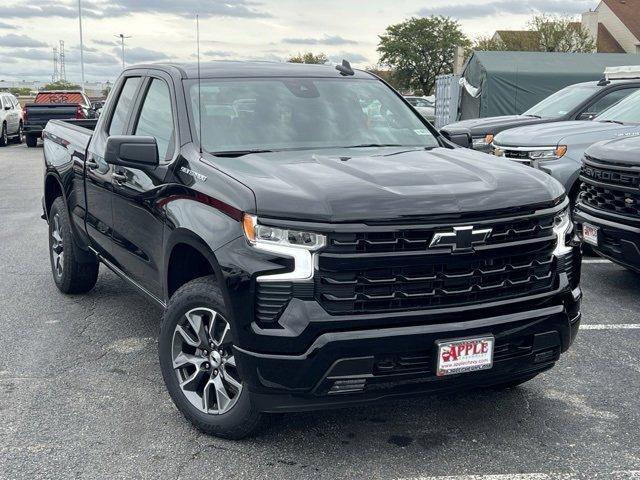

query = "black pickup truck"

[
  {"left": 574, "top": 136, "right": 640, "bottom": 273},
  {"left": 24, "top": 90, "right": 94, "bottom": 147},
  {"left": 42, "top": 62, "right": 582, "bottom": 439}
]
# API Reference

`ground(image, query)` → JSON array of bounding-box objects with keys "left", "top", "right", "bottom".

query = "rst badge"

[{"left": 429, "top": 226, "right": 492, "bottom": 252}]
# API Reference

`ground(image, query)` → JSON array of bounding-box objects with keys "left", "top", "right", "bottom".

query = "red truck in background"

[{"left": 23, "top": 90, "right": 95, "bottom": 147}]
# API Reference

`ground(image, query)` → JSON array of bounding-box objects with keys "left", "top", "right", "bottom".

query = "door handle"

[
  {"left": 86, "top": 159, "right": 99, "bottom": 170},
  {"left": 112, "top": 172, "right": 127, "bottom": 184}
]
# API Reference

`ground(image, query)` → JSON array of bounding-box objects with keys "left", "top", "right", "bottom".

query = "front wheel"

[
  {"left": 159, "top": 276, "right": 262, "bottom": 439},
  {"left": 25, "top": 134, "right": 37, "bottom": 148}
]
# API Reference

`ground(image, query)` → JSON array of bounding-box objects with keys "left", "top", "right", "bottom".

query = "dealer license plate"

[
  {"left": 436, "top": 336, "right": 494, "bottom": 377},
  {"left": 583, "top": 223, "right": 599, "bottom": 246}
]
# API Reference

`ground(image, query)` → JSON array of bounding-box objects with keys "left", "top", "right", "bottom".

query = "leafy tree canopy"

[
  {"left": 378, "top": 16, "right": 470, "bottom": 96},
  {"left": 42, "top": 80, "right": 82, "bottom": 91},
  {"left": 287, "top": 52, "right": 328, "bottom": 64}
]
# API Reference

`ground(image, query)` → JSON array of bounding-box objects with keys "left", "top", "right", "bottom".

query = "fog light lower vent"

[{"left": 328, "top": 378, "right": 367, "bottom": 394}]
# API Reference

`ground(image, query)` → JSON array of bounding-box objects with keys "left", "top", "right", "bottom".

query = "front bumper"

[
  {"left": 233, "top": 286, "right": 581, "bottom": 413},
  {"left": 574, "top": 205, "right": 640, "bottom": 272}
]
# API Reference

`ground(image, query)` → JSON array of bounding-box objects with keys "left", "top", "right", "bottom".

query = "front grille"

[
  {"left": 580, "top": 181, "right": 640, "bottom": 219},
  {"left": 326, "top": 216, "right": 554, "bottom": 254},
  {"left": 316, "top": 241, "right": 557, "bottom": 315},
  {"left": 503, "top": 149, "right": 529, "bottom": 160}
]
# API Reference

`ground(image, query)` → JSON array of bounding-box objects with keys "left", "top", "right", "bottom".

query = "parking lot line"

[
  {"left": 581, "top": 259, "right": 612, "bottom": 264},
  {"left": 397, "top": 470, "right": 640, "bottom": 480},
  {"left": 580, "top": 324, "right": 640, "bottom": 330}
]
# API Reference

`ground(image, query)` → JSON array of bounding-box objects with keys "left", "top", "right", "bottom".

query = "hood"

[
  {"left": 493, "top": 121, "right": 640, "bottom": 147},
  {"left": 442, "top": 115, "right": 549, "bottom": 136},
  {"left": 209, "top": 147, "right": 564, "bottom": 223},
  {"left": 585, "top": 134, "right": 640, "bottom": 166}
]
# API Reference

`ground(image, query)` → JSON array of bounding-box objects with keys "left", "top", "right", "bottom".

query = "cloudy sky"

[{"left": 0, "top": 0, "right": 598, "bottom": 83}]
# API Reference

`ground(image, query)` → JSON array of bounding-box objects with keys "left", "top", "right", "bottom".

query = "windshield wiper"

[
  {"left": 599, "top": 120, "right": 624, "bottom": 125},
  {"left": 342, "top": 143, "right": 404, "bottom": 148},
  {"left": 211, "top": 149, "right": 274, "bottom": 157}
]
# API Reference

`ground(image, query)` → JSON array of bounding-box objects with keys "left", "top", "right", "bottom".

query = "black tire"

[
  {"left": 13, "top": 122, "right": 23, "bottom": 144},
  {"left": 159, "top": 275, "right": 262, "bottom": 439},
  {"left": 48, "top": 197, "right": 99, "bottom": 294},
  {"left": 488, "top": 372, "right": 540, "bottom": 390},
  {"left": 26, "top": 134, "right": 37, "bottom": 148},
  {"left": 0, "top": 123, "right": 7, "bottom": 147}
]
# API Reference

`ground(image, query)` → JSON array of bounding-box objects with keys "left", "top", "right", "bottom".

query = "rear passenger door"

[{"left": 110, "top": 73, "right": 177, "bottom": 300}]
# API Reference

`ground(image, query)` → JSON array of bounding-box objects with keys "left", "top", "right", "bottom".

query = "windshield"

[
  {"left": 186, "top": 78, "right": 439, "bottom": 154},
  {"left": 523, "top": 84, "right": 600, "bottom": 118},
  {"left": 595, "top": 89, "right": 640, "bottom": 124}
]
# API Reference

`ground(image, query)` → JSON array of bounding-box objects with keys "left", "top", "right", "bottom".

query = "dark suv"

[
  {"left": 442, "top": 78, "right": 640, "bottom": 153},
  {"left": 42, "top": 62, "right": 582, "bottom": 438}
]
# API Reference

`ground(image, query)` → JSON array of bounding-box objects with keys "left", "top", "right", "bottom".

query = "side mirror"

[
  {"left": 577, "top": 112, "right": 595, "bottom": 121},
  {"left": 105, "top": 136, "right": 159, "bottom": 169},
  {"left": 4, "top": 106, "right": 10, "bottom": 111},
  {"left": 440, "top": 130, "right": 471, "bottom": 148}
]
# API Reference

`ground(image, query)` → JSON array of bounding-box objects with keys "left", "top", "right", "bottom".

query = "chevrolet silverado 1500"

[{"left": 42, "top": 62, "right": 581, "bottom": 439}]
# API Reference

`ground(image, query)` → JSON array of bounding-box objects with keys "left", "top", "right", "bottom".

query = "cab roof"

[{"left": 126, "top": 61, "right": 376, "bottom": 80}]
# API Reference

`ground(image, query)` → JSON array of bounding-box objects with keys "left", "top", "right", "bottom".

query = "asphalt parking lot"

[{"left": 0, "top": 142, "right": 639, "bottom": 480}]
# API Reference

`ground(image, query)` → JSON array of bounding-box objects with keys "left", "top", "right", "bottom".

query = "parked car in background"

[
  {"left": 42, "top": 61, "right": 580, "bottom": 439},
  {"left": 492, "top": 88, "right": 640, "bottom": 203},
  {"left": 442, "top": 67, "right": 640, "bottom": 153},
  {"left": 404, "top": 95, "right": 435, "bottom": 123},
  {"left": 0, "top": 92, "right": 24, "bottom": 146},
  {"left": 23, "top": 90, "right": 94, "bottom": 147},
  {"left": 574, "top": 136, "right": 640, "bottom": 273}
]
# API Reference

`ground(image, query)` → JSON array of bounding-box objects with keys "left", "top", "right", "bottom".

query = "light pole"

[
  {"left": 115, "top": 33, "right": 132, "bottom": 70},
  {"left": 78, "top": 0, "right": 85, "bottom": 90}
]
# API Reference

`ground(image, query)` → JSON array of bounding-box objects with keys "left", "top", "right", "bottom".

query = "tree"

[
  {"left": 287, "top": 52, "right": 328, "bottom": 64},
  {"left": 529, "top": 14, "right": 595, "bottom": 53},
  {"left": 8, "top": 87, "right": 32, "bottom": 96},
  {"left": 42, "top": 80, "right": 82, "bottom": 91},
  {"left": 378, "top": 16, "right": 470, "bottom": 96},
  {"left": 102, "top": 86, "right": 112, "bottom": 97},
  {"left": 366, "top": 66, "right": 410, "bottom": 92},
  {"left": 472, "top": 35, "right": 506, "bottom": 52}
]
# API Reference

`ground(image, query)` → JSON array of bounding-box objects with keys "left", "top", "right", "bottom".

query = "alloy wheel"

[
  {"left": 50, "top": 213, "right": 64, "bottom": 278},
  {"left": 172, "top": 307, "right": 242, "bottom": 415}
]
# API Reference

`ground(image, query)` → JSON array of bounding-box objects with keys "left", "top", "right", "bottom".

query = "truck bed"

[{"left": 43, "top": 119, "right": 95, "bottom": 157}]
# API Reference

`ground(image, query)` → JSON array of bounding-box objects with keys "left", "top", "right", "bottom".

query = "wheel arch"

[
  {"left": 164, "top": 228, "right": 229, "bottom": 303},
  {"left": 44, "top": 172, "right": 66, "bottom": 221}
]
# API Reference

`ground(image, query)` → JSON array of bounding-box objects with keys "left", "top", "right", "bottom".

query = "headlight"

[
  {"left": 529, "top": 145, "right": 567, "bottom": 160},
  {"left": 243, "top": 214, "right": 326, "bottom": 282},
  {"left": 472, "top": 134, "right": 494, "bottom": 149},
  {"left": 552, "top": 207, "right": 573, "bottom": 257}
]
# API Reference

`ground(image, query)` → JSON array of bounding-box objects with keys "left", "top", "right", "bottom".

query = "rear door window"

[{"left": 108, "top": 77, "right": 142, "bottom": 136}]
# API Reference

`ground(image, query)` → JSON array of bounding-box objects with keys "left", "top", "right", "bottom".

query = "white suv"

[{"left": 0, "top": 92, "right": 24, "bottom": 147}]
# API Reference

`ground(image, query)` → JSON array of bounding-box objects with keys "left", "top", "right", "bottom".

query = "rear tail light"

[
  {"left": 75, "top": 105, "right": 85, "bottom": 119},
  {"left": 22, "top": 106, "right": 28, "bottom": 122}
]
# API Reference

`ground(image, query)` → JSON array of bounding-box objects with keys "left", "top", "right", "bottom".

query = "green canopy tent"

[{"left": 459, "top": 51, "right": 640, "bottom": 119}]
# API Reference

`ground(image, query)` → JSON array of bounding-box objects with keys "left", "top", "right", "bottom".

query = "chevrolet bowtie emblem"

[{"left": 429, "top": 226, "right": 492, "bottom": 252}]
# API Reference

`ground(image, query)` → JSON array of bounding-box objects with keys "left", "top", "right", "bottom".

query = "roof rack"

[{"left": 604, "top": 66, "right": 640, "bottom": 81}]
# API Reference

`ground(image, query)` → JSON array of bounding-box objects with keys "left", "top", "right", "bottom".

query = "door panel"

[
  {"left": 85, "top": 75, "right": 143, "bottom": 262},
  {"left": 111, "top": 76, "right": 176, "bottom": 299}
]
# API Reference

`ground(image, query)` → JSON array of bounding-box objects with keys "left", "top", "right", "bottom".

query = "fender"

[{"left": 162, "top": 197, "right": 243, "bottom": 308}]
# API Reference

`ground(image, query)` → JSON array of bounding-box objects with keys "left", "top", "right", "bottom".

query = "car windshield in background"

[
  {"left": 595, "top": 89, "right": 640, "bottom": 124},
  {"left": 186, "top": 78, "right": 439, "bottom": 154},
  {"left": 523, "top": 84, "right": 600, "bottom": 118}
]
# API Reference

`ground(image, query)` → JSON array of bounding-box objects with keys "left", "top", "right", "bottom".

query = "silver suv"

[{"left": 0, "top": 92, "right": 24, "bottom": 146}]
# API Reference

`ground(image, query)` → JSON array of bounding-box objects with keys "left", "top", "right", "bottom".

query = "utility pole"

[
  {"left": 115, "top": 33, "right": 132, "bottom": 70},
  {"left": 59, "top": 40, "right": 66, "bottom": 82},
  {"left": 52, "top": 46, "right": 59, "bottom": 82},
  {"left": 78, "top": 0, "right": 85, "bottom": 91}
]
